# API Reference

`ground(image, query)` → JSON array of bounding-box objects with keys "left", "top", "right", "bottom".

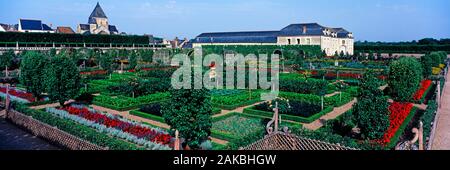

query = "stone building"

[
  {"left": 77, "top": 2, "right": 119, "bottom": 35},
  {"left": 192, "top": 23, "right": 354, "bottom": 56}
]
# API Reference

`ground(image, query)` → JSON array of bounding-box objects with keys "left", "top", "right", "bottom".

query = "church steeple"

[{"left": 88, "top": 2, "right": 108, "bottom": 24}]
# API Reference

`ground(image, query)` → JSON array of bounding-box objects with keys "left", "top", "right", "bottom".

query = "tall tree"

[
  {"left": 128, "top": 51, "right": 138, "bottom": 70},
  {"left": 45, "top": 54, "right": 81, "bottom": 106},
  {"left": 421, "top": 54, "right": 434, "bottom": 78},
  {"left": 161, "top": 74, "right": 212, "bottom": 149},
  {"left": 353, "top": 70, "right": 390, "bottom": 139},
  {"left": 19, "top": 51, "right": 48, "bottom": 100},
  {"left": 0, "top": 50, "right": 15, "bottom": 69},
  {"left": 99, "top": 50, "right": 115, "bottom": 74}
]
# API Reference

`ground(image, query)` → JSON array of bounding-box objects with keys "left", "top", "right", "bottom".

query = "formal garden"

[{"left": 0, "top": 46, "right": 448, "bottom": 150}]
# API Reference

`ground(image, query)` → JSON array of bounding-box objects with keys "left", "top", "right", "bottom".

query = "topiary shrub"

[{"left": 388, "top": 57, "right": 423, "bottom": 102}]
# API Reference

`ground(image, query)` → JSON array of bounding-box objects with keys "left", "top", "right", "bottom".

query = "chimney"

[{"left": 303, "top": 26, "right": 307, "bottom": 34}]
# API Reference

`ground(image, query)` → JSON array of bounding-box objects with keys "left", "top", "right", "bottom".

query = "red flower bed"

[
  {"left": 0, "top": 86, "right": 36, "bottom": 102},
  {"left": 413, "top": 80, "right": 432, "bottom": 101},
  {"left": 61, "top": 106, "right": 172, "bottom": 145},
  {"left": 379, "top": 102, "right": 414, "bottom": 145},
  {"left": 80, "top": 70, "right": 107, "bottom": 75}
]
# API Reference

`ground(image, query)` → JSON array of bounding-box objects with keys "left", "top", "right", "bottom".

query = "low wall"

[{"left": 6, "top": 109, "right": 106, "bottom": 150}]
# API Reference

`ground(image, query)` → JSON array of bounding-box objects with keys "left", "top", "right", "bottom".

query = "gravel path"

[{"left": 431, "top": 72, "right": 450, "bottom": 150}]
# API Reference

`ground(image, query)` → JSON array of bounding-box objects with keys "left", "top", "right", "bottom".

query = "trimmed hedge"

[
  {"left": 202, "top": 45, "right": 323, "bottom": 58},
  {"left": 243, "top": 106, "right": 334, "bottom": 123},
  {"left": 129, "top": 110, "right": 165, "bottom": 123},
  {"left": 212, "top": 98, "right": 261, "bottom": 110},
  {"left": 0, "top": 32, "right": 149, "bottom": 44},
  {"left": 355, "top": 44, "right": 450, "bottom": 53},
  {"left": 93, "top": 93, "right": 169, "bottom": 111},
  {"left": 13, "top": 104, "right": 140, "bottom": 150}
]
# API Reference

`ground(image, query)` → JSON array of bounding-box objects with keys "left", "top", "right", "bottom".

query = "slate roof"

[
  {"left": 20, "top": 19, "right": 43, "bottom": 30},
  {"left": 193, "top": 23, "right": 352, "bottom": 44},
  {"left": 89, "top": 2, "right": 108, "bottom": 24},
  {"left": 42, "top": 24, "right": 53, "bottom": 31},
  {"left": 79, "top": 24, "right": 90, "bottom": 31},
  {"left": 195, "top": 31, "right": 279, "bottom": 44},
  {"left": 19, "top": 19, "right": 53, "bottom": 31},
  {"left": 108, "top": 25, "right": 118, "bottom": 33},
  {"left": 242, "top": 132, "right": 356, "bottom": 150}
]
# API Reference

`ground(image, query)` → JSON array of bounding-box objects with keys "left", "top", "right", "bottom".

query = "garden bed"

[
  {"left": 211, "top": 91, "right": 263, "bottom": 110},
  {"left": 13, "top": 104, "right": 142, "bottom": 150},
  {"left": 93, "top": 92, "right": 170, "bottom": 111},
  {"left": 211, "top": 112, "right": 266, "bottom": 142},
  {"left": 243, "top": 105, "right": 333, "bottom": 123},
  {"left": 44, "top": 104, "right": 173, "bottom": 150}
]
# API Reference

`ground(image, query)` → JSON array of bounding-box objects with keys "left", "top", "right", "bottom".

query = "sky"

[{"left": 0, "top": 0, "right": 449, "bottom": 42}]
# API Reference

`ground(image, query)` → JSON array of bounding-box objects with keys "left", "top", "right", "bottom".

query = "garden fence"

[
  {"left": 427, "top": 61, "right": 449, "bottom": 150},
  {"left": 6, "top": 109, "right": 106, "bottom": 150}
]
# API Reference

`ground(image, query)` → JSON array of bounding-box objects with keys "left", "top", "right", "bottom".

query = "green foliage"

[
  {"left": 353, "top": 71, "right": 390, "bottom": 140},
  {"left": 0, "top": 49, "right": 15, "bottom": 69},
  {"left": 421, "top": 54, "right": 434, "bottom": 78},
  {"left": 280, "top": 76, "right": 327, "bottom": 96},
  {"left": 107, "top": 78, "right": 170, "bottom": 97},
  {"left": 162, "top": 88, "right": 212, "bottom": 149},
  {"left": 355, "top": 44, "right": 450, "bottom": 53},
  {"left": 212, "top": 113, "right": 265, "bottom": 141},
  {"left": 138, "top": 49, "right": 154, "bottom": 63},
  {"left": 128, "top": 51, "right": 138, "bottom": 70},
  {"left": 99, "top": 51, "right": 115, "bottom": 74},
  {"left": 19, "top": 51, "right": 48, "bottom": 99},
  {"left": 421, "top": 100, "right": 437, "bottom": 141},
  {"left": 388, "top": 57, "right": 423, "bottom": 102},
  {"left": 44, "top": 55, "right": 81, "bottom": 106},
  {"left": 202, "top": 45, "right": 322, "bottom": 59},
  {"left": 93, "top": 92, "right": 169, "bottom": 111}
]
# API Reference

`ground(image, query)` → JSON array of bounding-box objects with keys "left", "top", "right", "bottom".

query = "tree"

[
  {"left": 99, "top": 51, "right": 115, "bottom": 74},
  {"left": 320, "top": 50, "right": 327, "bottom": 59},
  {"left": 388, "top": 57, "right": 423, "bottom": 102},
  {"left": 19, "top": 51, "right": 48, "bottom": 100},
  {"left": 161, "top": 75, "right": 212, "bottom": 149},
  {"left": 128, "top": 51, "right": 138, "bottom": 70},
  {"left": 45, "top": 55, "right": 81, "bottom": 106},
  {"left": 0, "top": 50, "right": 15, "bottom": 69},
  {"left": 353, "top": 70, "right": 390, "bottom": 139},
  {"left": 421, "top": 54, "right": 434, "bottom": 78},
  {"left": 140, "top": 49, "right": 154, "bottom": 63}
]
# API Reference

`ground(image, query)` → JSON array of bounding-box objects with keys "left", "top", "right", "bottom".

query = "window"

[
  {"left": 306, "top": 39, "right": 311, "bottom": 45},
  {"left": 288, "top": 39, "right": 291, "bottom": 45},
  {"left": 297, "top": 39, "right": 300, "bottom": 44},
  {"left": 342, "top": 40, "right": 346, "bottom": 45}
]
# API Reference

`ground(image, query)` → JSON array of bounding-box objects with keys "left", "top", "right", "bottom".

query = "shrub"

[{"left": 388, "top": 57, "right": 423, "bottom": 102}]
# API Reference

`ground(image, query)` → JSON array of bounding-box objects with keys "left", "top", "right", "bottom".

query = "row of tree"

[{"left": 19, "top": 51, "right": 81, "bottom": 106}]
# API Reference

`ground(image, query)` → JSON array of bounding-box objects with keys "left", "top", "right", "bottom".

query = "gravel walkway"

[{"left": 431, "top": 72, "right": 450, "bottom": 150}]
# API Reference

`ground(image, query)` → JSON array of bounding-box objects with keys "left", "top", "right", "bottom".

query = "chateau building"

[
  {"left": 192, "top": 23, "right": 354, "bottom": 56},
  {"left": 77, "top": 2, "right": 119, "bottom": 35}
]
